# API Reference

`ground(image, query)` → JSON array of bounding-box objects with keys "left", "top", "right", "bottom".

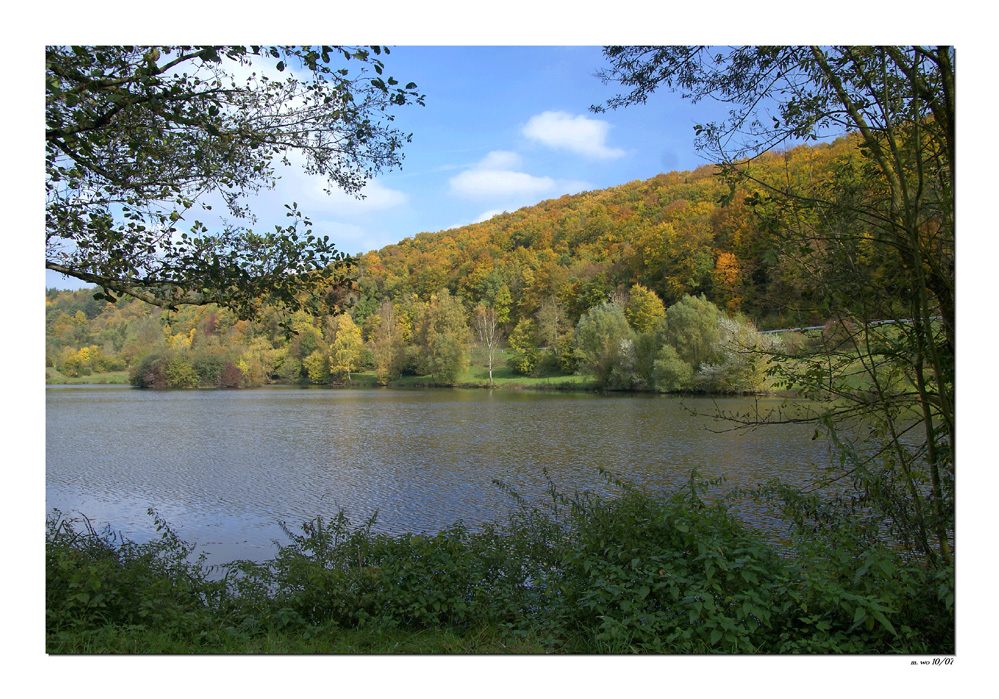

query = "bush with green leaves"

[
  {"left": 46, "top": 510, "right": 219, "bottom": 640},
  {"left": 651, "top": 344, "right": 694, "bottom": 392},
  {"left": 129, "top": 351, "right": 171, "bottom": 388},
  {"left": 573, "top": 302, "right": 637, "bottom": 389},
  {"left": 47, "top": 474, "right": 953, "bottom": 654},
  {"left": 751, "top": 480, "right": 954, "bottom": 653},
  {"left": 166, "top": 355, "right": 198, "bottom": 388},
  {"left": 695, "top": 316, "right": 783, "bottom": 393}
]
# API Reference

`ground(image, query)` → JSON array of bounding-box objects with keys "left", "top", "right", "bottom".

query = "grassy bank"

[
  {"left": 46, "top": 369, "right": 130, "bottom": 385},
  {"left": 347, "top": 350, "right": 597, "bottom": 391},
  {"left": 48, "top": 350, "right": 599, "bottom": 392},
  {"left": 47, "top": 475, "right": 953, "bottom": 654}
]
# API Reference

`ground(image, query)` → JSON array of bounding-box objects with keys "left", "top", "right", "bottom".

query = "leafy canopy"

[{"left": 46, "top": 45, "right": 424, "bottom": 322}]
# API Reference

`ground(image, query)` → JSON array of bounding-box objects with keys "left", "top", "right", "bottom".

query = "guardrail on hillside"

[{"left": 759, "top": 317, "right": 943, "bottom": 335}]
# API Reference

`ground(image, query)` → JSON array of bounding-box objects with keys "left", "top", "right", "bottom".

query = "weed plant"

[{"left": 46, "top": 473, "right": 953, "bottom": 654}]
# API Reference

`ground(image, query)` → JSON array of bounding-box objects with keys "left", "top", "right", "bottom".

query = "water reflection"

[{"left": 47, "top": 386, "right": 834, "bottom": 564}]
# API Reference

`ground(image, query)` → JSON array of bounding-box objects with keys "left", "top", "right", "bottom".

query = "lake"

[{"left": 46, "top": 385, "right": 834, "bottom": 565}]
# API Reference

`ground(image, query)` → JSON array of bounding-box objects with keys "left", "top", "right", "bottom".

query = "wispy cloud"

[
  {"left": 450, "top": 169, "right": 556, "bottom": 199},
  {"left": 477, "top": 150, "right": 524, "bottom": 170},
  {"left": 311, "top": 219, "right": 398, "bottom": 255},
  {"left": 448, "top": 150, "right": 590, "bottom": 201},
  {"left": 523, "top": 111, "right": 626, "bottom": 159},
  {"left": 312, "top": 178, "right": 409, "bottom": 215},
  {"left": 448, "top": 150, "right": 555, "bottom": 199},
  {"left": 474, "top": 208, "right": 508, "bottom": 223}
]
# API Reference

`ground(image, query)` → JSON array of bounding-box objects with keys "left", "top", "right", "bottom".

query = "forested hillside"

[
  {"left": 46, "top": 133, "right": 907, "bottom": 393},
  {"left": 352, "top": 134, "right": 876, "bottom": 329}
]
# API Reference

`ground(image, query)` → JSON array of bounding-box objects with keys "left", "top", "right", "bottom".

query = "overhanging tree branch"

[{"left": 46, "top": 45, "right": 424, "bottom": 321}]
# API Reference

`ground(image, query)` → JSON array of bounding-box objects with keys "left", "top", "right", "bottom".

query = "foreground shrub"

[
  {"left": 47, "top": 475, "right": 954, "bottom": 654},
  {"left": 554, "top": 479, "right": 795, "bottom": 652},
  {"left": 46, "top": 510, "right": 219, "bottom": 640}
]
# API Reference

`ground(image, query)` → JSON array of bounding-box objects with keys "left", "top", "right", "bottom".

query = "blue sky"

[{"left": 45, "top": 45, "right": 735, "bottom": 290}]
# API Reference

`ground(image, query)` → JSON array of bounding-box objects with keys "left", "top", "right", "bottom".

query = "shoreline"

[{"left": 46, "top": 372, "right": 789, "bottom": 397}]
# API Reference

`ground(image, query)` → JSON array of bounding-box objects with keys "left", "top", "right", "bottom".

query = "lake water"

[{"left": 46, "top": 385, "right": 835, "bottom": 564}]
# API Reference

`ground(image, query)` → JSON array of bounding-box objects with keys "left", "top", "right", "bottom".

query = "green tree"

[
  {"left": 597, "top": 45, "right": 954, "bottom": 565},
  {"left": 302, "top": 349, "right": 332, "bottom": 385},
  {"left": 573, "top": 302, "right": 638, "bottom": 388},
  {"left": 274, "top": 351, "right": 303, "bottom": 383},
  {"left": 651, "top": 344, "right": 693, "bottom": 392},
  {"left": 166, "top": 356, "right": 198, "bottom": 388},
  {"left": 535, "top": 296, "right": 571, "bottom": 372},
  {"left": 493, "top": 284, "right": 514, "bottom": 327},
  {"left": 46, "top": 45, "right": 423, "bottom": 322},
  {"left": 412, "top": 289, "right": 469, "bottom": 385},
  {"left": 192, "top": 353, "right": 227, "bottom": 386},
  {"left": 695, "top": 316, "right": 782, "bottom": 394},
  {"left": 330, "top": 315, "right": 363, "bottom": 383},
  {"left": 129, "top": 352, "right": 170, "bottom": 388},
  {"left": 624, "top": 284, "right": 666, "bottom": 334},
  {"left": 507, "top": 319, "right": 540, "bottom": 376},
  {"left": 366, "top": 299, "right": 407, "bottom": 385},
  {"left": 661, "top": 294, "right": 723, "bottom": 371}
]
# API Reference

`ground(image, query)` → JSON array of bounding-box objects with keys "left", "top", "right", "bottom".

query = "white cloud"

[
  {"left": 477, "top": 150, "right": 523, "bottom": 170},
  {"left": 449, "top": 150, "right": 575, "bottom": 200},
  {"left": 449, "top": 168, "right": 555, "bottom": 199},
  {"left": 523, "top": 111, "right": 626, "bottom": 159},
  {"left": 312, "top": 220, "right": 398, "bottom": 255},
  {"left": 313, "top": 178, "right": 410, "bottom": 215},
  {"left": 474, "top": 209, "right": 508, "bottom": 223},
  {"left": 444, "top": 209, "right": 509, "bottom": 232}
]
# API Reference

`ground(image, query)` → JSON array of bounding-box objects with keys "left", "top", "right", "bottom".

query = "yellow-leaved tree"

[{"left": 330, "top": 314, "right": 363, "bottom": 383}]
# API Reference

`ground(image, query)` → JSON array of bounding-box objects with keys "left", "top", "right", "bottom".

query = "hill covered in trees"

[
  {"left": 46, "top": 134, "right": 902, "bottom": 393},
  {"left": 351, "top": 134, "right": 875, "bottom": 330}
]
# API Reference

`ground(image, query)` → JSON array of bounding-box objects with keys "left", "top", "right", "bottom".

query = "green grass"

[
  {"left": 46, "top": 369, "right": 130, "bottom": 385},
  {"left": 768, "top": 327, "right": 935, "bottom": 400},
  {"left": 46, "top": 621, "right": 548, "bottom": 654},
  {"left": 345, "top": 349, "right": 597, "bottom": 392},
  {"left": 457, "top": 360, "right": 594, "bottom": 390}
]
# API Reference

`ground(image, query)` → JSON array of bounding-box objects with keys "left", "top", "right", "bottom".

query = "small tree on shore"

[{"left": 473, "top": 304, "right": 501, "bottom": 385}]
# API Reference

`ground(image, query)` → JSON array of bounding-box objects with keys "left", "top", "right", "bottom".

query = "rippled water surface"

[{"left": 47, "top": 386, "right": 835, "bottom": 563}]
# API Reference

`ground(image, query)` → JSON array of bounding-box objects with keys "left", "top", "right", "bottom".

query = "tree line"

[{"left": 47, "top": 279, "right": 789, "bottom": 395}]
